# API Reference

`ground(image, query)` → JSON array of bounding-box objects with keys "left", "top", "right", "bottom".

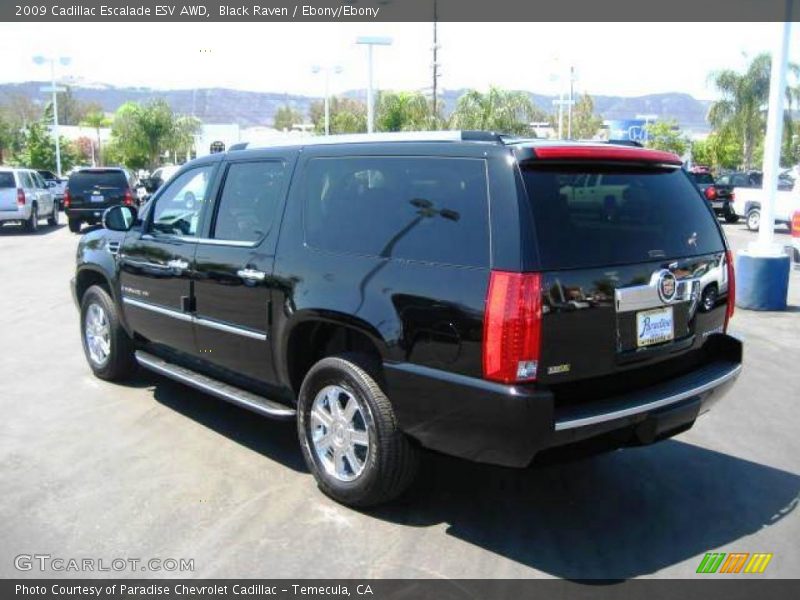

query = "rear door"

[
  {"left": 119, "top": 164, "right": 217, "bottom": 355},
  {"left": 192, "top": 156, "right": 292, "bottom": 383},
  {"left": 520, "top": 162, "right": 729, "bottom": 385},
  {"left": 67, "top": 169, "right": 128, "bottom": 210},
  {"left": 0, "top": 171, "right": 18, "bottom": 212}
]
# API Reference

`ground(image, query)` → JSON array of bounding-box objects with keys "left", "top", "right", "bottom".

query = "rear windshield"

[
  {"left": 521, "top": 165, "right": 725, "bottom": 270},
  {"left": 69, "top": 171, "right": 128, "bottom": 193},
  {"left": 0, "top": 173, "right": 15, "bottom": 188},
  {"left": 690, "top": 172, "right": 714, "bottom": 184}
]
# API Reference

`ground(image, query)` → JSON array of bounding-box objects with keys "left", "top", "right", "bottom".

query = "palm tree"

[
  {"left": 708, "top": 53, "right": 800, "bottom": 170},
  {"left": 81, "top": 111, "right": 110, "bottom": 166},
  {"left": 449, "top": 87, "right": 541, "bottom": 135},
  {"left": 375, "top": 91, "right": 433, "bottom": 132}
]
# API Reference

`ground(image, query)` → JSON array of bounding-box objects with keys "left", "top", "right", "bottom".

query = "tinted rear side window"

[
  {"left": 521, "top": 165, "right": 725, "bottom": 270},
  {"left": 69, "top": 171, "right": 128, "bottom": 193},
  {"left": 0, "top": 173, "right": 15, "bottom": 188},
  {"left": 303, "top": 156, "right": 489, "bottom": 268},
  {"left": 213, "top": 161, "right": 286, "bottom": 242}
]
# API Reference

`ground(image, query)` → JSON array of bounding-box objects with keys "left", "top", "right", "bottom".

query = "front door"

[
  {"left": 118, "top": 164, "right": 217, "bottom": 355},
  {"left": 193, "top": 158, "right": 291, "bottom": 383}
]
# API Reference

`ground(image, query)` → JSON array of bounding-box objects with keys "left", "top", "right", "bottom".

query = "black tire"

[
  {"left": 68, "top": 218, "right": 81, "bottom": 233},
  {"left": 746, "top": 209, "right": 761, "bottom": 231},
  {"left": 79, "top": 285, "right": 137, "bottom": 381},
  {"left": 701, "top": 285, "right": 718, "bottom": 312},
  {"left": 24, "top": 204, "right": 38, "bottom": 233},
  {"left": 297, "top": 353, "right": 419, "bottom": 507},
  {"left": 724, "top": 210, "right": 739, "bottom": 224},
  {"left": 47, "top": 204, "right": 59, "bottom": 226}
]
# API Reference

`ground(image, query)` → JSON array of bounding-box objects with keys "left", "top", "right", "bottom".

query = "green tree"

[
  {"left": 273, "top": 105, "right": 303, "bottom": 131},
  {"left": 170, "top": 115, "right": 202, "bottom": 161},
  {"left": 81, "top": 110, "right": 111, "bottom": 166},
  {"left": 375, "top": 91, "right": 432, "bottom": 132},
  {"left": 110, "top": 99, "right": 177, "bottom": 169},
  {"left": 569, "top": 93, "right": 603, "bottom": 139},
  {"left": 708, "top": 53, "right": 800, "bottom": 170},
  {"left": 645, "top": 120, "right": 689, "bottom": 156},
  {"left": 13, "top": 119, "right": 76, "bottom": 172},
  {"left": 450, "top": 87, "right": 543, "bottom": 135},
  {"left": 310, "top": 97, "right": 367, "bottom": 134}
]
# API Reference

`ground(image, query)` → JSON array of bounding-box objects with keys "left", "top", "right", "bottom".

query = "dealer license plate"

[{"left": 636, "top": 306, "right": 674, "bottom": 347}]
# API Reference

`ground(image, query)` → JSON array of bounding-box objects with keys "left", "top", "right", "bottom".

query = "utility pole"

[{"left": 568, "top": 65, "right": 575, "bottom": 139}]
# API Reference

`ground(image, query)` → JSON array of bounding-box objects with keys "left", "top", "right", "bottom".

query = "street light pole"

[
  {"left": 356, "top": 36, "right": 393, "bottom": 134},
  {"left": 34, "top": 55, "right": 70, "bottom": 177},
  {"left": 312, "top": 65, "right": 342, "bottom": 136},
  {"left": 49, "top": 60, "right": 62, "bottom": 177}
]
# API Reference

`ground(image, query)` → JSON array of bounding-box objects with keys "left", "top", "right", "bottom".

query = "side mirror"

[
  {"left": 103, "top": 205, "right": 137, "bottom": 232},
  {"left": 46, "top": 180, "right": 57, "bottom": 188}
]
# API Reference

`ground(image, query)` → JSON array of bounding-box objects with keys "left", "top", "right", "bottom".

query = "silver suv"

[{"left": 0, "top": 167, "right": 59, "bottom": 232}]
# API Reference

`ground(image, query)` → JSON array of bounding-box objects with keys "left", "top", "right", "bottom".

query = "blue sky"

[{"left": 1, "top": 22, "right": 797, "bottom": 100}]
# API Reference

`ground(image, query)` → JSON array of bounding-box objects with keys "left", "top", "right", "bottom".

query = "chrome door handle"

[
  {"left": 167, "top": 259, "right": 190, "bottom": 274},
  {"left": 237, "top": 268, "right": 266, "bottom": 282}
]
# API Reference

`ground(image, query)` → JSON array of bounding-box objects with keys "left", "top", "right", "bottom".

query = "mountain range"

[{"left": 0, "top": 81, "right": 713, "bottom": 133}]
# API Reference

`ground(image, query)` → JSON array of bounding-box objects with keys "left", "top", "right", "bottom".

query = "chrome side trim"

[
  {"left": 193, "top": 237, "right": 257, "bottom": 248},
  {"left": 554, "top": 363, "right": 742, "bottom": 431},
  {"left": 194, "top": 316, "right": 268, "bottom": 340},
  {"left": 122, "top": 296, "right": 268, "bottom": 340},
  {"left": 122, "top": 297, "right": 193, "bottom": 322},
  {"left": 135, "top": 352, "right": 295, "bottom": 420}
]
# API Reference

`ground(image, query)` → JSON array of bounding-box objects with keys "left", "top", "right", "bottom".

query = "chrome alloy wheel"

[
  {"left": 310, "top": 385, "right": 370, "bottom": 482},
  {"left": 84, "top": 303, "right": 111, "bottom": 366}
]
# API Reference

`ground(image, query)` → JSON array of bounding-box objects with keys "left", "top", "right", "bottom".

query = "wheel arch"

[{"left": 281, "top": 311, "right": 389, "bottom": 398}]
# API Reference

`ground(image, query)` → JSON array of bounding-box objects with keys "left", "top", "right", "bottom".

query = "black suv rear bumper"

[
  {"left": 384, "top": 334, "right": 742, "bottom": 467},
  {"left": 65, "top": 207, "right": 106, "bottom": 222}
]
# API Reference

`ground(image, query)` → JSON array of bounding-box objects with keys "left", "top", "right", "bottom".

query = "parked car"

[
  {"left": 71, "top": 132, "right": 742, "bottom": 507},
  {"left": 36, "top": 169, "right": 67, "bottom": 209},
  {"left": 64, "top": 168, "right": 137, "bottom": 233},
  {"left": 717, "top": 170, "right": 794, "bottom": 192},
  {"left": 730, "top": 178, "right": 800, "bottom": 231},
  {"left": 0, "top": 167, "right": 59, "bottom": 232},
  {"left": 687, "top": 167, "right": 736, "bottom": 223},
  {"left": 136, "top": 165, "right": 181, "bottom": 205}
]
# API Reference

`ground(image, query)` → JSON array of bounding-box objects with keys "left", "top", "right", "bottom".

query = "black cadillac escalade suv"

[{"left": 71, "top": 131, "right": 742, "bottom": 507}]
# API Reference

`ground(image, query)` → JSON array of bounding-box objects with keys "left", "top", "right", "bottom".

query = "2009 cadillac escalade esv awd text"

[{"left": 71, "top": 131, "right": 742, "bottom": 507}]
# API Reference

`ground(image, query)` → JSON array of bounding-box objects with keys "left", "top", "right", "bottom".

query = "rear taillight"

[
  {"left": 724, "top": 250, "right": 735, "bottom": 332},
  {"left": 63, "top": 189, "right": 71, "bottom": 208},
  {"left": 123, "top": 188, "right": 134, "bottom": 206},
  {"left": 16, "top": 188, "right": 25, "bottom": 207},
  {"left": 792, "top": 211, "right": 800, "bottom": 238},
  {"left": 483, "top": 271, "right": 543, "bottom": 383},
  {"left": 705, "top": 186, "right": 717, "bottom": 201}
]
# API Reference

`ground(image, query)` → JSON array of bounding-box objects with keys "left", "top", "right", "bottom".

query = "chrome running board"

[{"left": 135, "top": 351, "right": 296, "bottom": 421}]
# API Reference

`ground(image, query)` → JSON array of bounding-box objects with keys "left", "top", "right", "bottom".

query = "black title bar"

[{"left": 4, "top": 0, "right": 799, "bottom": 22}]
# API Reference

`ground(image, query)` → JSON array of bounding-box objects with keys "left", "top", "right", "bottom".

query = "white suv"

[{"left": 0, "top": 167, "right": 58, "bottom": 232}]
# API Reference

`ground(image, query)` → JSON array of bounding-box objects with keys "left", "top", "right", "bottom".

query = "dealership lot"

[{"left": 0, "top": 221, "right": 798, "bottom": 579}]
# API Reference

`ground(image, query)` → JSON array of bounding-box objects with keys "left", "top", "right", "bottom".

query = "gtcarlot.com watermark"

[{"left": 14, "top": 553, "right": 194, "bottom": 573}]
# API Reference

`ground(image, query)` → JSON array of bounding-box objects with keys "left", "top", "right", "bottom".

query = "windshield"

[{"left": 521, "top": 165, "right": 725, "bottom": 270}]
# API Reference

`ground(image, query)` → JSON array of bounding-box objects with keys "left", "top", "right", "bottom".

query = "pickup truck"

[{"left": 731, "top": 181, "right": 800, "bottom": 231}]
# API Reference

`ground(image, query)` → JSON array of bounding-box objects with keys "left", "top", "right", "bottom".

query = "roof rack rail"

[{"left": 222, "top": 130, "right": 515, "bottom": 153}]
